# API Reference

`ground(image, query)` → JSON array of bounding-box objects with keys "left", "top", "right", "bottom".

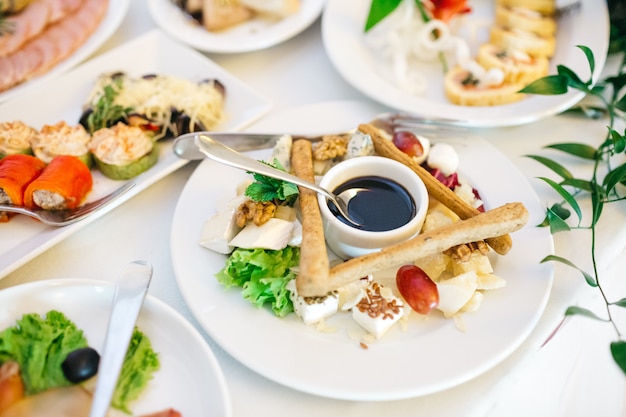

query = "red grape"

[
  {"left": 396, "top": 265, "right": 439, "bottom": 314},
  {"left": 392, "top": 131, "right": 424, "bottom": 157}
]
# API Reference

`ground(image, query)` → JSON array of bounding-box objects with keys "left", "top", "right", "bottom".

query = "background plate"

[
  {"left": 148, "top": 0, "right": 326, "bottom": 54},
  {"left": 170, "top": 101, "right": 554, "bottom": 400},
  {"left": 0, "top": 0, "right": 131, "bottom": 103},
  {"left": 0, "top": 30, "right": 272, "bottom": 280},
  {"left": 0, "top": 278, "right": 231, "bottom": 417},
  {"left": 322, "top": 0, "right": 609, "bottom": 127}
]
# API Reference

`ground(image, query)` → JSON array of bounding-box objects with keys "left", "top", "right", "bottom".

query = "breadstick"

[
  {"left": 291, "top": 139, "right": 331, "bottom": 297},
  {"left": 327, "top": 202, "right": 528, "bottom": 293},
  {"left": 360, "top": 123, "right": 513, "bottom": 255}
]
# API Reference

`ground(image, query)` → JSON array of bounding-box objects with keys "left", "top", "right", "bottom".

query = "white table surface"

[{"left": 1, "top": 1, "right": 625, "bottom": 416}]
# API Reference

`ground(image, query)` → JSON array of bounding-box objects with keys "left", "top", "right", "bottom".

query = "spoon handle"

[
  {"left": 195, "top": 134, "right": 334, "bottom": 200},
  {"left": 89, "top": 261, "right": 152, "bottom": 417}
]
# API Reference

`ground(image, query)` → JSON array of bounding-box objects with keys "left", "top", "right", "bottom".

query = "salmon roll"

[
  {"left": 0, "top": 154, "right": 46, "bottom": 221},
  {"left": 0, "top": 121, "right": 37, "bottom": 158},
  {"left": 23, "top": 155, "right": 93, "bottom": 210},
  {"left": 31, "top": 121, "right": 92, "bottom": 166}
]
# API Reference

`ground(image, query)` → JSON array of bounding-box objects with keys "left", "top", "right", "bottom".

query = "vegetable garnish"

[
  {"left": 519, "top": 1, "right": 626, "bottom": 374},
  {"left": 86, "top": 78, "right": 133, "bottom": 134},
  {"left": 244, "top": 159, "right": 299, "bottom": 206},
  {"left": 364, "top": 0, "right": 470, "bottom": 32},
  {"left": 217, "top": 246, "right": 300, "bottom": 317}
]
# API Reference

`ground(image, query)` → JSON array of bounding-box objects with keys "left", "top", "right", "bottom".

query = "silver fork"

[{"left": 0, "top": 181, "right": 135, "bottom": 226}]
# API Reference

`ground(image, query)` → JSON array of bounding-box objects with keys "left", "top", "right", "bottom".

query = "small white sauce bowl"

[{"left": 318, "top": 156, "right": 429, "bottom": 259}]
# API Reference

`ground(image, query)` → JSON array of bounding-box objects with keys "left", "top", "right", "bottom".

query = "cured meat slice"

[
  {"left": 0, "top": 0, "right": 51, "bottom": 57},
  {"left": 41, "top": 0, "right": 85, "bottom": 23}
]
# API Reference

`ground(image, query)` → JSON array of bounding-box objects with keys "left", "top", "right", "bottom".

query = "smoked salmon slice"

[
  {"left": 23, "top": 155, "right": 92, "bottom": 209},
  {"left": 0, "top": 154, "right": 46, "bottom": 206}
]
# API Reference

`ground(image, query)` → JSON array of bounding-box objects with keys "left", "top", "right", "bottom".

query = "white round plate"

[
  {"left": 0, "top": 0, "right": 130, "bottom": 103},
  {"left": 170, "top": 101, "right": 554, "bottom": 400},
  {"left": 322, "top": 0, "right": 609, "bottom": 127},
  {"left": 148, "top": 0, "right": 326, "bottom": 53},
  {"left": 0, "top": 279, "right": 231, "bottom": 417}
]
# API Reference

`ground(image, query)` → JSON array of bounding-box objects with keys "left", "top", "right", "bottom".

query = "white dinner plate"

[
  {"left": 0, "top": 278, "right": 231, "bottom": 416},
  {"left": 148, "top": 0, "right": 326, "bottom": 54},
  {"left": 0, "top": 29, "right": 271, "bottom": 280},
  {"left": 322, "top": 0, "right": 609, "bottom": 127},
  {"left": 170, "top": 100, "right": 554, "bottom": 400},
  {"left": 0, "top": 0, "right": 130, "bottom": 103}
]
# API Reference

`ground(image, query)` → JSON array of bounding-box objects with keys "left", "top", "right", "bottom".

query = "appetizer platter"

[
  {"left": 170, "top": 101, "right": 554, "bottom": 400},
  {"left": 0, "top": 0, "right": 130, "bottom": 103},
  {"left": 0, "top": 278, "right": 231, "bottom": 417},
  {"left": 0, "top": 30, "right": 272, "bottom": 279},
  {"left": 321, "top": 0, "right": 609, "bottom": 127},
  {"left": 147, "top": 0, "right": 326, "bottom": 53}
]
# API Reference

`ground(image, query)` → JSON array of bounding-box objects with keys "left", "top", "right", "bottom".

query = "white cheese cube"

[
  {"left": 198, "top": 208, "right": 241, "bottom": 254},
  {"left": 436, "top": 271, "right": 478, "bottom": 318},
  {"left": 228, "top": 218, "right": 295, "bottom": 250},
  {"left": 287, "top": 280, "right": 339, "bottom": 325},
  {"left": 351, "top": 282, "right": 404, "bottom": 339},
  {"left": 288, "top": 219, "right": 302, "bottom": 247}
]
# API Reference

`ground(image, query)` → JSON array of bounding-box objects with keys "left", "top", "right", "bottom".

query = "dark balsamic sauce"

[{"left": 329, "top": 176, "right": 416, "bottom": 231}]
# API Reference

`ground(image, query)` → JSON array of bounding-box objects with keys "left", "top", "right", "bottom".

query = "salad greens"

[
  {"left": 0, "top": 311, "right": 88, "bottom": 395},
  {"left": 86, "top": 78, "right": 133, "bottom": 134},
  {"left": 0, "top": 310, "right": 160, "bottom": 410},
  {"left": 217, "top": 246, "right": 300, "bottom": 317}
]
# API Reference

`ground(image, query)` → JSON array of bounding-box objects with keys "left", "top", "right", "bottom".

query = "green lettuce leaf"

[{"left": 216, "top": 246, "right": 300, "bottom": 316}]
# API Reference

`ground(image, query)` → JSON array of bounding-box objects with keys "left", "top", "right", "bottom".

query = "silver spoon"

[{"left": 173, "top": 133, "right": 362, "bottom": 227}]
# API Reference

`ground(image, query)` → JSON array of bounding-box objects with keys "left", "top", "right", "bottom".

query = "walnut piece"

[
  {"left": 312, "top": 134, "right": 349, "bottom": 161},
  {"left": 236, "top": 200, "right": 277, "bottom": 227},
  {"left": 444, "top": 241, "right": 490, "bottom": 262}
]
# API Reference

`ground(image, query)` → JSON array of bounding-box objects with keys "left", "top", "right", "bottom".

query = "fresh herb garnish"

[
  {"left": 244, "top": 159, "right": 299, "bottom": 206},
  {"left": 86, "top": 78, "right": 133, "bottom": 134},
  {"left": 521, "top": 7, "right": 626, "bottom": 373}
]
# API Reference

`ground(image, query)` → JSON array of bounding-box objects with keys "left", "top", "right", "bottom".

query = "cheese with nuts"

[
  {"left": 350, "top": 282, "right": 404, "bottom": 339},
  {"left": 287, "top": 280, "right": 339, "bottom": 325}
]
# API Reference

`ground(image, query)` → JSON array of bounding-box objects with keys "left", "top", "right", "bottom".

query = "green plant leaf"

[
  {"left": 610, "top": 341, "right": 626, "bottom": 374},
  {"left": 615, "top": 93, "right": 626, "bottom": 112},
  {"left": 557, "top": 64, "right": 588, "bottom": 90},
  {"left": 560, "top": 178, "right": 593, "bottom": 192},
  {"left": 590, "top": 182, "right": 605, "bottom": 226},
  {"left": 541, "top": 255, "right": 597, "bottom": 286},
  {"left": 545, "top": 143, "right": 598, "bottom": 160},
  {"left": 609, "top": 128, "right": 626, "bottom": 153},
  {"left": 603, "top": 162, "right": 626, "bottom": 193},
  {"left": 364, "top": 0, "right": 402, "bottom": 31},
  {"left": 519, "top": 75, "right": 569, "bottom": 95},
  {"left": 565, "top": 306, "right": 606, "bottom": 320},
  {"left": 575, "top": 45, "right": 595, "bottom": 79},
  {"left": 611, "top": 298, "right": 626, "bottom": 307},
  {"left": 525, "top": 155, "right": 573, "bottom": 179},
  {"left": 545, "top": 207, "right": 571, "bottom": 233},
  {"left": 538, "top": 177, "right": 582, "bottom": 222}
]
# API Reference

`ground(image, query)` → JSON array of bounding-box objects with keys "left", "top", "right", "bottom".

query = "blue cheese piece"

[
  {"left": 351, "top": 282, "right": 404, "bottom": 339},
  {"left": 287, "top": 280, "right": 339, "bottom": 325},
  {"left": 346, "top": 131, "right": 374, "bottom": 159},
  {"left": 268, "top": 134, "right": 292, "bottom": 171},
  {"left": 228, "top": 217, "right": 295, "bottom": 250}
]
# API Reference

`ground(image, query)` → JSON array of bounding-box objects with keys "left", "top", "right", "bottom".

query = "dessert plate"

[
  {"left": 322, "top": 0, "right": 609, "bottom": 127},
  {"left": 170, "top": 100, "right": 554, "bottom": 400}
]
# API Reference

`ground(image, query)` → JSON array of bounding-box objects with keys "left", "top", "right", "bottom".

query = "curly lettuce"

[{"left": 216, "top": 246, "right": 300, "bottom": 317}]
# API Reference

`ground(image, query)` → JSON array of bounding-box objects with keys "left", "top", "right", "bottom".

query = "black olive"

[
  {"left": 61, "top": 347, "right": 100, "bottom": 383},
  {"left": 78, "top": 108, "right": 93, "bottom": 131},
  {"left": 142, "top": 74, "right": 158, "bottom": 80}
]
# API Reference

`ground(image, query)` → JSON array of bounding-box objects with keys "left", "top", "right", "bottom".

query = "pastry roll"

[
  {"left": 443, "top": 66, "right": 525, "bottom": 106},
  {"left": 496, "top": 0, "right": 556, "bottom": 15},
  {"left": 477, "top": 43, "right": 549, "bottom": 85},
  {"left": 490, "top": 26, "right": 556, "bottom": 57},
  {"left": 495, "top": 5, "right": 557, "bottom": 37}
]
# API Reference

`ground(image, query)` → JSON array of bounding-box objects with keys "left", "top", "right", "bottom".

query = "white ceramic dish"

[
  {"left": 322, "top": 0, "right": 609, "bottom": 127},
  {"left": 148, "top": 0, "right": 326, "bottom": 54},
  {"left": 0, "top": 0, "right": 131, "bottom": 103},
  {"left": 0, "top": 278, "right": 231, "bottom": 416},
  {"left": 0, "top": 29, "right": 272, "bottom": 280},
  {"left": 170, "top": 101, "right": 554, "bottom": 400}
]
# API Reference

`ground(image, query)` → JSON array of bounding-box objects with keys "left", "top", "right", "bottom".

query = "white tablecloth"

[{"left": 1, "top": 1, "right": 625, "bottom": 416}]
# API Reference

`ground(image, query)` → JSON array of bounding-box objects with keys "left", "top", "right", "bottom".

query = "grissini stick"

[
  {"left": 327, "top": 202, "right": 528, "bottom": 294},
  {"left": 291, "top": 139, "right": 331, "bottom": 297},
  {"left": 360, "top": 123, "right": 514, "bottom": 255}
]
